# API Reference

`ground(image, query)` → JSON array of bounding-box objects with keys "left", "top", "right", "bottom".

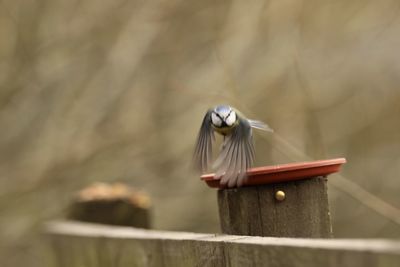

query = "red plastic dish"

[{"left": 200, "top": 158, "right": 346, "bottom": 188}]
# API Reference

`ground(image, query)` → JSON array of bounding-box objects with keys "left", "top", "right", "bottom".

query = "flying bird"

[{"left": 194, "top": 105, "right": 272, "bottom": 187}]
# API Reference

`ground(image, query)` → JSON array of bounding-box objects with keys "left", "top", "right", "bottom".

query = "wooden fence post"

[
  {"left": 218, "top": 176, "right": 332, "bottom": 238},
  {"left": 202, "top": 158, "right": 346, "bottom": 238},
  {"left": 67, "top": 182, "right": 151, "bottom": 228}
]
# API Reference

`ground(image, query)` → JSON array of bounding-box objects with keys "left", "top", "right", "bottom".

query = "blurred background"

[{"left": 1, "top": 0, "right": 400, "bottom": 266}]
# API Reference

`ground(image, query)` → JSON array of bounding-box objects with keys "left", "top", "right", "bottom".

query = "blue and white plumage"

[{"left": 194, "top": 105, "right": 272, "bottom": 187}]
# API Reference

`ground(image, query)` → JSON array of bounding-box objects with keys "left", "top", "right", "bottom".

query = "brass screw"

[{"left": 275, "top": 190, "right": 285, "bottom": 201}]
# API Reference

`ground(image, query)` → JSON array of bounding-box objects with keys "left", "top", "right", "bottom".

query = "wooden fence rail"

[{"left": 45, "top": 220, "right": 400, "bottom": 267}]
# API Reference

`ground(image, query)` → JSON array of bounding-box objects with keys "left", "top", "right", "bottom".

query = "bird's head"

[{"left": 211, "top": 105, "right": 237, "bottom": 129}]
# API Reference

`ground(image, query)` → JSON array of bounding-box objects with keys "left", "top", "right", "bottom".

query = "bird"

[{"left": 194, "top": 105, "right": 272, "bottom": 187}]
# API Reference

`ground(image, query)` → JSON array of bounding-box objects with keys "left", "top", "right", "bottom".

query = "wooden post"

[
  {"left": 217, "top": 176, "right": 332, "bottom": 238},
  {"left": 204, "top": 159, "right": 345, "bottom": 238},
  {"left": 67, "top": 182, "right": 151, "bottom": 228}
]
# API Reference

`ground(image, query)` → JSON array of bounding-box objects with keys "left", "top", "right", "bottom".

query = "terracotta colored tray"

[{"left": 201, "top": 158, "right": 346, "bottom": 188}]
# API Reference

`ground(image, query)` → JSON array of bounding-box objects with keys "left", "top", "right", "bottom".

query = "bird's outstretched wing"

[
  {"left": 213, "top": 117, "right": 255, "bottom": 187},
  {"left": 248, "top": 119, "right": 273, "bottom": 132},
  {"left": 193, "top": 109, "right": 215, "bottom": 173}
]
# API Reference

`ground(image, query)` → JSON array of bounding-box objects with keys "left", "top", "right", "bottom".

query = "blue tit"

[{"left": 194, "top": 105, "right": 273, "bottom": 187}]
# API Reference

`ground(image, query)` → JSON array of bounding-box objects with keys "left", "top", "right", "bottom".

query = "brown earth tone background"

[{"left": 1, "top": 0, "right": 400, "bottom": 266}]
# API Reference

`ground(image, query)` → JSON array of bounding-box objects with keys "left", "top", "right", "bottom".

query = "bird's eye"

[
  {"left": 225, "top": 111, "right": 236, "bottom": 126},
  {"left": 211, "top": 112, "right": 222, "bottom": 127}
]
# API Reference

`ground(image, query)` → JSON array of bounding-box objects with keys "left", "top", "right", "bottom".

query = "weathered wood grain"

[
  {"left": 45, "top": 221, "right": 400, "bottom": 267},
  {"left": 218, "top": 176, "right": 332, "bottom": 237}
]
